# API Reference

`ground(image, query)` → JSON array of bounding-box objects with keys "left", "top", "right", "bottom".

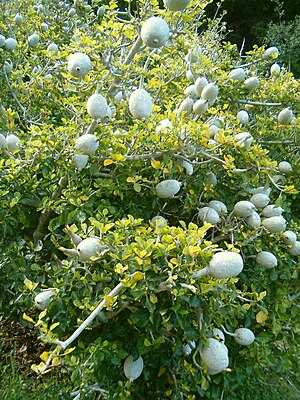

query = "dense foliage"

[{"left": 0, "top": 0, "right": 299, "bottom": 399}]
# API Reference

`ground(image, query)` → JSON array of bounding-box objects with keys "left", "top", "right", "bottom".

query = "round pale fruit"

[
  {"left": 263, "top": 46, "right": 279, "bottom": 59},
  {"left": 244, "top": 76, "right": 259, "bottom": 90},
  {"left": 68, "top": 52, "right": 91, "bottom": 78},
  {"left": 236, "top": 110, "right": 249, "bottom": 124},
  {"left": 87, "top": 93, "right": 108, "bottom": 120},
  {"left": 234, "top": 201, "right": 256, "bottom": 218},
  {"left": 262, "top": 205, "right": 283, "bottom": 218},
  {"left": 208, "top": 200, "right": 227, "bottom": 215},
  {"left": 14, "top": 13, "right": 23, "bottom": 25},
  {"left": 208, "top": 251, "right": 244, "bottom": 279},
  {"left": 141, "top": 17, "right": 170, "bottom": 48},
  {"left": 278, "top": 161, "right": 292, "bottom": 174},
  {"left": 163, "top": 0, "right": 191, "bottom": 11},
  {"left": 129, "top": 89, "right": 152, "bottom": 120},
  {"left": 262, "top": 216, "right": 287, "bottom": 233},
  {"left": 177, "top": 97, "right": 194, "bottom": 116},
  {"left": 75, "top": 134, "right": 99, "bottom": 155},
  {"left": 270, "top": 63, "right": 280, "bottom": 76},
  {"left": 47, "top": 42, "right": 58, "bottom": 54},
  {"left": 5, "top": 38, "right": 18, "bottom": 51},
  {"left": 6, "top": 134, "right": 20, "bottom": 151},
  {"left": 150, "top": 215, "right": 168, "bottom": 228},
  {"left": 228, "top": 67, "right": 245, "bottom": 82},
  {"left": 235, "top": 132, "right": 253, "bottom": 147},
  {"left": 184, "top": 84, "right": 197, "bottom": 99},
  {"left": 73, "top": 154, "right": 89, "bottom": 171},
  {"left": 278, "top": 108, "right": 293, "bottom": 125},
  {"left": 195, "top": 76, "right": 209, "bottom": 97},
  {"left": 286, "top": 241, "right": 300, "bottom": 256},
  {"left": 256, "top": 251, "right": 278, "bottom": 269},
  {"left": 156, "top": 179, "right": 181, "bottom": 198},
  {"left": 201, "top": 83, "right": 219, "bottom": 102},
  {"left": 198, "top": 207, "right": 219, "bottom": 225},
  {"left": 193, "top": 99, "right": 208, "bottom": 115},
  {"left": 123, "top": 355, "right": 144, "bottom": 382},
  {"left": 246, "top": 211, "right": 261, "bottom": 227},
  {"left": 77, "top": 238, "right": 105, "bottom": 261},
  {"left": 0, "top": 35, "right": 5, "bottom": 47},
  {"left": 34, "top": 290, "right": 56, "bottom": 310},
  {"left": 282, "top": 231, "right": 297, "bottom": 246},
  {"left": 28, "top": 33, "right": 40, "bottom": 47},
  {"left": 200, "top": 338, "right": 229, "bottom": 375},
  {"left": 234, "top": 328, "right": 255, "bottom": 345},
  {"left": 250, "top": 193, "right": 270, "bottom": 209}
]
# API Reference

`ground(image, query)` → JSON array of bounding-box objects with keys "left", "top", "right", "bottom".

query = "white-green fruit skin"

[
  {"left": 5, "top": 38, "right": 18, "bottom": 50},
  {"left": 75, "top": 134, "right": 99, "bottom": 156},
  {"left": 34, "top": 290, "right": 56, "bottom": 310},
  {"left": 76, "top": 238, "right": 105, "bottom": 261},
  {"left": 28, "top": 33, "right": 40, "bottom": 47},
  {"left": 41, "top": 23, "right": 49, "bottom": 32},
  {"left": 195, "top": 76, "right": 209, "bottom": 97},
  {"left": 201, "top": 83, "right": 219, "bottom": 102},
  {"left": 0, "top": 35, "right": 5, "bottom": 47},
  {"left": 208, "top": 251, "right": 244, "bottom": 278},
  {"left": 206, "top": 172, "right": 217, "bottom": 186},
  {"left": 73, "top": 154, "right": 89, "bottom": 171},
  {"left": 14, "top": 13, "right": 23, "bottom": 25},
  {"left": 163, "top": 0, "right": 190, "bottom": 11},
  {"left": 68, "top": 52, "right": 91, "bottom": 78},
  {"left": 234, "top": 328, "right": 255, "bottom": 346},
  {"left": 270, "top": 63, "right": 280, "bottom": 75},
  {"left": 234, "top": 201, "right": 256, "bottom": 218},
  {"left": 208, "top": 200, "right": 227, "bottom": 215},
  {"left": 200, "top": 338, "right": 229, "bottom": 375},
  {"left": 156, "top": 179, "right": 181, "bottom": 198},
  {"left": 151, "top": 215, "right": 168, "bottom": 228},
  {"left": 129, "top": 89, "right": 152, "bottom": 120},
  {"left": 47, "top": 43, "right": 58, "bottom": 54},
  {"left": 246, "top": 211, "right": 261, "bottom": 227},
  {"left": 186, "top": 69, "right": 195, "bottom": 82},
  {"left": 244, "top": 76, "right": 259, "bottom": 90},
  {"left": 141, "top": 17, "right": 170, "bottom": 48},
  {"left": 286, "top": 241, "right": 300, "bottom": 256},
  {"left": 181, "top": 160, "right": 193, "bottom": 175},
  {"left": 228, "top": 68, "right": 245, "bottom": 82},
  {"left": 198, "top": 207, "right": 219, "bottom": 225},
  {"left": 282, "top": 231, "right": 297, "bottom": 246},
  {"left": 87, "top": 94, "right": 108, "bottom": 120},
  {"left": 262, "top": 205, "right": 283, "bottom": 218},
  {"left": 278, "top": 161, "right": 292, "bottom": 174},
  {"left": 178, "top": 97, "right": 194, "bottom": 116},
  {"left": 237, "top": 110, "right": 249, "bottom": 124},
  {"left": 0, "top": 134, "right": 8, "bottom": 149},
  {"left": 250, "top": 193, "right": 270, "bottom": 209},
  {"left": 256, "top": 251, "right": 278, "bottom": 269},
  {"left": 212, "top": 328, "right": 225, "bottom": 342},
  {"left": 184, "top": 84, "right": 197, "bottom": 99},
  {"left": 124, "top": 355, "right": 144, "bottom": 382},
  {"left": 263, "top": 46, "right": 279, "bottom": 59},
  {"left": 262, "top": 216, "right": 287, "bottom": 233},
  {"left": 278, "top": 108, "right": 293, "bottom": 125},
  {"left": 6, "top": 134, "right": 20, "bottom": 151},
  {"left": 193, "top": 99, "right": 208, "bottom": 115},
  {"left": 3, "top": 60, "right": 13, "bottom": 74},
  {"left": 235, "top": 132, "right": 253, "bottom": 147}
]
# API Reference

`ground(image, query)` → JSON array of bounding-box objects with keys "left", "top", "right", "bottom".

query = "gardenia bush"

[{"left": 0, "top": 0, "right": 299, "bottom": 399}]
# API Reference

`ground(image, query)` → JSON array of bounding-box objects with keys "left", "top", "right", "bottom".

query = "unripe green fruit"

[
  {"left": 193, "top": 99, "right": 208, "bottom": 115},
  {"left": 68, "top": 7, "right": 77, "bottom": 17},
  {"left": 34, "top": 290, "right": 56, "bottom": 310},
  {"left": 234, "top": 328, "right": 255, "bottom": 345},
  {"left": 212, "top": 328, "right": 225, "bottom": 342},
  {"left": 208, "top": 200, "right": 227, "bottom": 215},
  {"left": 247, "top": 186, "right": 272, "bottom": 196},
  {"left": 87, "top": 93, "right": 108, "bottom": 120},
  {"left": 278, "top": 161, "right": 292, "bottom": 174},
  {"left": 177, "top": 97, "right": 194, "bottom": 116},
  {"left": 235, "top": 132, "right": 253, "bottom": 147},
  {"left": 206, "top": 172, "right": 217, "bottom": 186},
  {"left": 270, "top": 63, "right": 280, "bottom": 76},
  {"left": 97, "top": 6, "right": 105, "bottom": 17},
  {"left": 246, "top": 211, "right": 261, "bottom": 227},
  {"left": 282, "top": 231, "right": 297, "bottom": 246},
  {"left": 263, "top": 46, "right": 279, "bottom": 59},
  {"left": 47, "top": 42, "right": 58, "bottom": 55},
  {"left": 28, "top": 33, "right": 40, "bottom": 47},
  {"left": 6, "top": 134, "right": 20, "bottom": 151},
  {"left": 250, "top": 193, "right": 270, "bottom": 209},
  {"left": 129, "top": 89, "right": 152, "bottom": 120},
  {"left": 198, "top": 207, "right": 220, "bottom": 225},
  {"left": 123, "top": 355, "right": 144, "bottom": 382},
  {"left": 256, "top": 251, "right": 278, "bottom": 269},
  {"left": 262, "top": 216, "right": 287, "bottom": 233},
  {"left": 5, "top": 38, "right": 18, "bottom": 51},
  {"left": 156, "top": 179, "right": 181, "bottom": 198},
  {"left": 234, "top": 201, "right": 256, "bottom": 218},
  {"left": 195, "top": 76, "right": 209, "bottom": 97},
  {"left": 262, "top": 205, "right": 283, "bottom": 218},
  {"left": 77, "top": 237, "right": 105, "bottom": 261},
  {"left": 41, "top": 23, "right": 49, "bottom": 32},
  {"left": 141, "top": 17, "right": 170, "bottom": 48},
  {"left": 180, "top": 159, "right": 193, "bottom": 175},
  {"left": 201, "top": 83, "right": 219, "bottom": 102},
  {"left": 73, "top": 154, "right": 89, "bottom": 171},
  {"left": 14, "top": 13, "right": 23, "bottom": 25},
  {"left": 244, "top": 76, "right": 259, "bottom": 90},
  {"left": 208, "top": 251, "right": 244, "bottom": 278},
  {"left": 237, "top": 110, "right": 249, "bottom": 124},
  {"left": 228, "top": 67, "right": 245, "bottom": 82},
  {"left": 184, "top": 84, "right": 197, "bottom": 99},
  {"left": 151, "top": 215, "right": 168, "bottom": 228},
  {"left": 68, "top": 52, "right": 91, "bottom": 78},
  {"left": 0, "top": 35, "right": 5, "bottom": 47},
  {"left": 163, "top": 0, "right": 191, "bottom": 11},
  {"left": 200, "top": 338, "right": 229, "bottom": 375},
  {"left": 287, "top": 241, "right": 300, "bottom": 256},
  {"left": 186, "top": 69, "right": 195, "bottom": 82},
  {"left": 3, "top": 60, "right": 13, "bottom": 74},
  {"left": 0, "top": 133, "right": 8, "bottom": 149},
  {"left": 75, "top": 134, "right": 99, "bottom": 155},
  {"left": 278, "top": 108, "right": 293, "bottom": 125}
]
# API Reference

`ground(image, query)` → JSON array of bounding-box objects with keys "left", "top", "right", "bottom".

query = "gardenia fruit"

[
  {"left": 141, "top": 17, "right": 170, "bottom": 48},
  {"left": 277, "top": 108, "right": 293, "bottom": 125},
  {"left": 14, "top": 13, "right": 23, "bottom": 25},
  {"left": 28, "top": 33, "right": 40, "bottom": 47},
  {"left": 195, "top": 76, "right": 209, "bottom": 97},
  {"left": 228, "top": 67, "right": 245, "bottom": 82},
  {"left": 256, "top": 251, "right": 278, "bottom": 269},
  {"left": 262, "top": 216, "right": 287, "bottom": 233},
  {"left": 5, "top": 38, "right": 18, "bottom": 51},
  {"left": 244, "top": 76, "right": 259, "bottom": 90},
  {"left": 47, "top": 42, "right": 58, "bottom": 55},
  {"left": 123, "top": 355, "right": 144, "bottom": 382},
  {"left": 235, "top": 132, "right": 253, "bottom": 147},
  {"left": 198, "top": 207, "right": 219, "bottom": 225},
  {"left": 75, "top": 134, "right": 99, "bottom": 155},
  {"left": 73, "top": 154, "right": 89, "bottom": 171},
  {"left": 262, "top": 205, "right": 283, "bottom": 218},
  {"left": 250, "top": 193, "right": 270, "bottom": 209},
  {"left": 178, "top": 97, "right": 194, "bottom": 116},
  {"left": 156, "top": 179, "right": 181, "bottom": 198},
  {"left": 237, "top": 110, "right": 249, "bottom": 124},
  {"left": 164, "top": 0, "right": 191, "bottom": 11},
  {"left": 234, "top": 328, "right": 255, "bottom": 346},
  {"left": 234, "top": 201, "right": 256, "bottom": 218},
  {"left": 0, "top": 134, "right": 8, "bottom": 149},
  {"left": 246, "top": 211, "right": 261, "bottom": 227},
  {"left": 87, "top": 93, "right": 108, "bottom": 120},
  {"left": 201, "top": 83, "right": 219, "bottom": 102},
  {"left": 34, "top": 290, "right": 56, "bottom": 310},
  {"left": 76, "top": 238, "right": 105, "bottom": 261},
  {"left": 208, "top": 200, "right": 227, "bottom": 215},
  {"left": 129, "top": 89, "right": 152, "bottom": 120},
  {"left": 192, "top": 251, "right": 244, "bottom": 279},
  {"left": 200, "top": 338, "right": 229, "bottom": 375},
  {"left": 68, "top": 52, "right": 92, "bottom": 78}
]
